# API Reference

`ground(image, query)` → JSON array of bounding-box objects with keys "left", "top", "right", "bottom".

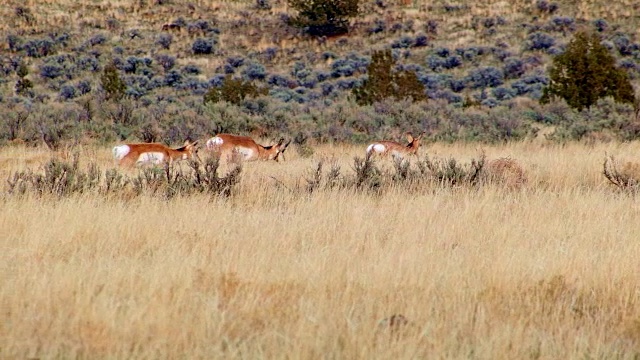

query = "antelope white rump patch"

[
  {"left": 113, "top": 145, "right": 130, "bottom": 160},
  {"left": 367, "top": 144, "right": 386, "bottom": 154},
  {"left": 206, "top": 136, "right": 224, "bottom": 150},
  {"left": 137, "top": 152, "right": 165, "bottom": 164}
]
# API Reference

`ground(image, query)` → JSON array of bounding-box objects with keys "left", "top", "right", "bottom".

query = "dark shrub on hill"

[
  {"left": 536, "top": 0, "right": 558, "bottom": 14},
  {"left": 78, "top": 56, "right": 99, "bottom": 71},
  {"left": 23, "top": 39, "right": 56, "bottom": 58},
  {"left": 435, "top": 47, "right": 449, "bottom": 57},
  {"left": 414, "top": 34, "right": 428, "bottom": 47},
  {"left": 503, "top": 57, "right": 525, "bottom": 79},
  {"left": 77, "top": 80, "right": 91, "bottom": 95},
  {"left": 391, "top": 36, "right": 414, "bottom": 49},
  {"left": 40, "top": 64, "right": 63, "bottom": 79},
  {"left": 164, "top": 70, "right": 183, "bottom": 88},
  {"left": 223, "top": 64, "right": 235, "bottom": 74},
  {"left": 593, "top": 19, "right": 608, "bottom": 32},
  {"left": 426, "top": 55, "right": 444, "bottom": 71},
  {"left": 59, "top": 85, "right": 76, "bottom": 101},
  {"left": 227, "top": 56, "right": 245, "bottom": 68},
  {"left": 155, "top": 54, "right": 176, "bottom": 71},
  {"left": 268, "top": 74, "right": 294, "bottom": 88},
  {"left": 525, "top": 32, "right": 555, "bottom": 51},
  {"left": 444, "top": 55, "right": 463, "bottom": 69},
  {"left": 547, "top": 16, "right": 574, "bottom": 32},
  {"left": 183, "top": 64, "right": 201, "bottom": 75},
  {"left": 449, "top": 79, "right": 466, "bottom": 93},
  {"left": 192, "top": 38, "right": 214, "bottom": 55},
  {"left": 612, "top": 34, "right": 634, "bottom": 56},
  {"left": 492, "top": 87, "right": 516, "bottom": 101},
  {"left": 466, "top": 66, "right": 504, "bottom": 88},
  {"left": 156, "top": 33, "right": 173, "bottom": 49},
  {"left": 88, "top": 34, "right": 107, "bottom": 46},
  {"left": 242, "top": 62, "right": 266, "bottom": 81},
  {"left": 7, "top": 35, "right": 22, "bottom": 52}
]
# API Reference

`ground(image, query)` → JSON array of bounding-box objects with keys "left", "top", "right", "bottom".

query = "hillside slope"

[{"left": 0, "top": 0, "right": 639, "bottom": 146}]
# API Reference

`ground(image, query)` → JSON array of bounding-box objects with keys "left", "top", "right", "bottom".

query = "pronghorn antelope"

[
  {"left": 366, "top": 132, "right": 424, "bottom": 159},
  {"left": 205, "top": 134, "right": 290, "bottom": 162},
  {"left": 112, "top": 140, "right": 199, "bottom": 167}
]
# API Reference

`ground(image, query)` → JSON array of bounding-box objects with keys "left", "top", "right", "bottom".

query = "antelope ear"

[
  {"left": 405, "top": 132, "right": 414, "bottom": 143},
  {"left": 191, "top": 140, "right": 199, "bottom": 147},
  {"left": 416, "top": 132, "right": 425, "bottom": 140}
]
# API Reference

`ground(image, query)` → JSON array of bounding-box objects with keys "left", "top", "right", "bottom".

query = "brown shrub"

[
  {"left": 603, "top": 156, "right": 640, "bottom": 192},
  {"left": 482, "top": 157, "right": 527, "bottom": 190}
]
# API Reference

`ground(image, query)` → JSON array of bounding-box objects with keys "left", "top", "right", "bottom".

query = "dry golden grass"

[{"left": 2, "top": 141, "right": 640, "bottom": 359}]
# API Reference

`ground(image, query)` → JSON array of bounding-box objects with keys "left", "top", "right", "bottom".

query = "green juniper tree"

[
  {"left": 100, "top": 63, "right": 126, "bottom": 101},
  {"left": 15, "top": 62, "right": 33, "bottom": 97},
  {"left": 541, "top": 31, "right": 635, "bottom": 111},
  {"left": 203, "top": 75, "right": 266, "bottom": 105},
  {"left": 353, "top": 49, "right": 426, "bottom": 105},
  {"left": 287, "top": 0, "right": 359, "bottom": 36}
]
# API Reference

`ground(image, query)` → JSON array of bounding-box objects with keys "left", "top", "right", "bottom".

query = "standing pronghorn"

[
  {"left": 366, "top": 132, "right": 424, "bottom": 160},
  {"left": 205, "top": 134, "right": 290, "bottom": 162},
  {"left": 112, "top": 140, "right": 199, "bottom": 167}
]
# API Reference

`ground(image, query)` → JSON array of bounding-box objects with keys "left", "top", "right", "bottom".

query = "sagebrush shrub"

[
  {"left": 39, "top": 64, "right": 62, "bottom": 79},
  {"left": 88, "top": 34, "right": 107, "bottom": 46},
  {"left": 243, "top": 62, "right": 267, "bottom": 81},
  {"left": 503, "top": 57, "right": 525, "bottom": 79},
  {"left": 418, "top": 153, "right": 485, "bottom": 187},
  {"left": 526, "top": 32, "right": 555, "bottom": 51},
  {"left": 59, "top": 85, "right": 76, "bottom": 100},
  {"left": 192, "top": 38, "right": 214, "bottom": 55},
  {"left": 156, "top": 33, "right": 172, "bottom": 49},
  {"left": 466, "top": 66, "right": 504, "bottom": 88},
  {"left": 593, "top": 19, "right": 608, "bottom": 32}
]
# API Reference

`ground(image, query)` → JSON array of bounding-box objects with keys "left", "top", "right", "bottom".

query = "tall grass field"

[{"left": 2, "top": 141, "right": 640, "bottom": 359}]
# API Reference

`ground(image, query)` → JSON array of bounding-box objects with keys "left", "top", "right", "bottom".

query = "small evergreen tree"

[
  {"left": 100, "top": 63, "right": 126, "bottom": 101},
  {"left": 15, "top": 62, "right": 33, "bottom": 97},
  {"left": 541, "top": 31, "right": 635, "bottom": 111},
  {"left": 287, "top": 0, "right": 359, "bottom": 36},
  {"left": 203, "top": 75, "right": 266, "bottom": 105},
  {"left": 353, "top": 49, "right": 426, "bottom": 105}
]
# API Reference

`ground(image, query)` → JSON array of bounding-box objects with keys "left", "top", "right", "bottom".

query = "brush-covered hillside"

[{"left": 1, "top": 0, "right": 639, "bottom": 148}]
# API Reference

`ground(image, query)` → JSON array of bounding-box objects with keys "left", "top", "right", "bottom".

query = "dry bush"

[
  {"left": 603, "top": 155, "right": 640, "bottom": 192},
  {"left": 5, "top": 154, "right": 242, "bottom": 200},
  {"left": 482, "top": 157, "right": 528, "bottom": 190},
  {"left": 418, "top": 152, "right": 486, "bottom": 187}
]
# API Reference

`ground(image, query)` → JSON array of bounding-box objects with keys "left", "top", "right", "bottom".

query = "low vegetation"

[{"left": 2, "top": 142, "right": 640, "bottom": 359}]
